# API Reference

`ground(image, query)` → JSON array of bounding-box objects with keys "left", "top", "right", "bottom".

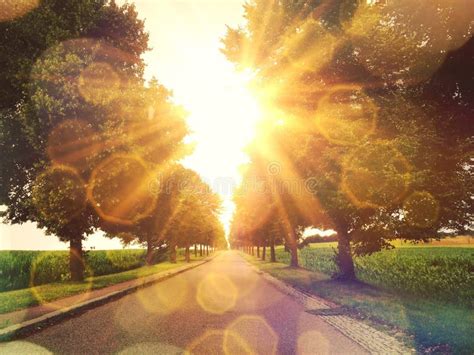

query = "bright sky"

[
  {"left": 132, "top": 0, "right": 261, "bottom": 237},
  {"left": 0, "top": 0, "right": 255, "bottom": 250},
  {"left": 132, "top": 0, "right": 259, "bottom": 231}
]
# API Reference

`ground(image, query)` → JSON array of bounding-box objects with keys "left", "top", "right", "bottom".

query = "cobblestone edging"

[
  {"left": 0, "top": 255, "right": 216, "bottom": 341},
  {"left": 250, "top": 265, "right": 412, "bottom": 354}
]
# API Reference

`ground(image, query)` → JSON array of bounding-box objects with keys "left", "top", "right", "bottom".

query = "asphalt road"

[{"left": 1, "top": 251, "right": 367, "bottom": 354}]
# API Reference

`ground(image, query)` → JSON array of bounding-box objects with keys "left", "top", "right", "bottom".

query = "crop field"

[
  {"left": 276, "top": 244, "right": 474, "bottom": 305},
  {"left": 0, "top": 250, "right": 146, "bottom": 292}
]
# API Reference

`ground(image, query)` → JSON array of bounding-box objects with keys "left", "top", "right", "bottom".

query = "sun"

[
  {"left": 179, "top": 59, "right": 262, "bottom": 233},
  {"left": 182, "top": 67, "right": 261, "bottom": 176}
]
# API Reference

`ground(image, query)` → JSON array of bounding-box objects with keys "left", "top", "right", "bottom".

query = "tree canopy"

[
  {"left": 224, "top": 0, "right": 473, "bottom": 278},
  {"left": 0, "top": 0, "right": 222, "bottom": 281}
]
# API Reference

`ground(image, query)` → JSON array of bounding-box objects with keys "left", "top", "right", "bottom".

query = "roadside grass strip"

[{"left": 244, "top": 253, "right": 474, "bottom": 353}]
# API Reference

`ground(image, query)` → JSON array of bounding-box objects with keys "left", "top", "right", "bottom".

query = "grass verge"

[
  {"left": 277, "top": 244, "right": 473, "bottom": 305},
  {"left": 0, "top": 255, "right": 207, "bottom": 316},
  {"left": 244, "top": 253, "right": 474, "bottom": 354}
]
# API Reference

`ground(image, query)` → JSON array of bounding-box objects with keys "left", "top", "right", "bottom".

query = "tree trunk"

[
  {"left": 185, "top": 246, "right": 190, "bottom": 263},
  {"left": 336, "top": 229, "right": 356, "bottom": 280},
  {"left": 206, "top": 245, "right": 209, "bottom": 256},
  {"left": 257, "top": 246, "right": 260, "bottom": 258},
  {"left": 270, "top": 242, "right": 276, "bottom": 262},
  {"left": 194, "top": 243, "right": 198, "bottom": 257},
  {"left": 287, "top": 231, "right": 299, "bottom": 267},
  {"left": 70, "top": 238, "right": 84, "bottom": 282},
  {"left": 169, "top": 242, "right": 177, "bottom": 263},
  {"left": 200, "top": 244, "right": 203, "bottom": 256},
  {"left": 146, "top": 239, "right": 154, "bottom": 265},
  {"left": 262, "top": 245, "right": 266, "bottom": 261}
]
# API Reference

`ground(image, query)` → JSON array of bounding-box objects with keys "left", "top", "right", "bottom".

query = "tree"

[
  {"left": 97, "top": 86, "right": 190, "bottom": 265},
  {"left": 0, "top": 1, "right": 189, "bottom": 281},
  {"left": 31, "top": 166, "right": 98, "bottom": 280},
  {"left": 224, "top": 0, "right": 473, "bottom": 279},
  {"left": 163, "top": 167, "right": 223, "bottom": 263},
  {"left": 107, "top": 165, "right": 223, "bottom": 265},
  {"left": 230, "top": 146, "right": 319, "bottom": 267}
]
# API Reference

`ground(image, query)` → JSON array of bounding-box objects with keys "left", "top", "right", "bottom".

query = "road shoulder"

[
  {"left": 0, "top": 255, "right": 215, "bottom": 341},
  {"left": 242, "top": 253, "right": 413, "bottom": 354}
]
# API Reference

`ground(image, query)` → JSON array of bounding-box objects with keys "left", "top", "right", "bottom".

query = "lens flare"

[
  {"left": 283, "top": 18, "right": 340, "bottom": 74},
  {"left": 0, "top": 341, "right": 51, "bottom": 354},
  {"left": 224, "top": 315, "right": 278, "bottom": 355},
  {"left": 341, "top": 142, "right": 411, "bottom": 208},
  {"left": 315, "top": 85, "right": 378, "bottom": 146},
  {"left": 32, "top": 166, "right": 87, "bottom": 225},
  {"left": 136, "top": 275, "right": 188, "bottom": 315},
  {"left": 78, "top": 62, "right": 121, "bottom": 105},
  {"left": 196, "top": 272, "right": 238, "bottom": 314},
  {"left": 345, "top": 0, "right": 474, "bottom": 84},
  {"left": 47, "top": 119, "right": 100, "bottom": 172},
  {"left": 29, "top": 251, "right": 93, "bottom": 309},
  {"left": 187, "top": 330, "right": 251, "bottom": 355},
  {"left": 0, "top": 0, "right": 39, "bottom": 22},
  {"left": 87, "top": 154, "right": 157, "bottom": 225},
  {"left": 297, "top": 330, "right": 330, "bottom": 355},
  {"left": 30, "top": 38, "right": 137, "bottom": 123},
  {"left": 118, "top": 342, "right": 184, "bottom": 354}
]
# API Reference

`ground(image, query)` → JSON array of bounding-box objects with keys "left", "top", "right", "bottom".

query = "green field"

[
  {"left": 0, "top": 249, "right": 210, "bottom": 315},
  {"left": 247, "top": 245, "right": 474, "bottom": 353},
  {"left": 0, "top": 250, "right": 147, "bottom": 292},
  {"left": 276, "top": 243, "right": 474, "bottom": 306},
  {"left": 0, "top": 257, "right": 208, "bottom": 316}
]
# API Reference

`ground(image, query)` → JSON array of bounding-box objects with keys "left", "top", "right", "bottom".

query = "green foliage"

[
  {"left": 0, "top": 251, "right": 68, "bottom": 291},
  {"left": 0, "top": 0, "right": 194, "bottom": 281},
  {"left": 29, "top": 252, "right": 70, "bottom": 286},
  {"left": 225, "top": 0, "right": 473, "bottom": 279},
  {"left": 0, "top": 258, "right": 199, "bottom": 315},
  {"left": 83, "top": 250, "right": 146, "bottom": 277},
  {"left": 104, "top": 165, "right": 224, "bottom": 264},
  {"left": 164, "top": 166, "right": 224, "bottom": 249},
  {"left": 32, "top": 166, "right": 87, "bottom": 228},
  {"left": 0, "top": 1, "right": 150, "bottom": 268},
  {"left": 0, "top": 250, "right": 147, "bottom": 292},
  {"left": 355, "top": 248, "right": 473, "bottom": 305},
  {"left": 276, "top": 246, "right": 474, "bottom": 305},
  {"left": 276, "top": 245, "right": 338, "bottom": 276},
  {"left": 248, "top": 255, "right": 474, "bottom": 353}
]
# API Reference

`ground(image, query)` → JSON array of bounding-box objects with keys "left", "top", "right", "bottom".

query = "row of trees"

[
  {"left": 107, "top": 166, "right": 226, "bottom": 265},
  {"left": 0, "top": 0, "right": 225, "bottom": 281},
  {"left": 226, "top": 0, "right": 473, "bottom": 279}
]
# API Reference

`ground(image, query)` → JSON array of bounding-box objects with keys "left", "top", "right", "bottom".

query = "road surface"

[{"left": 1, "top": 251, "right": 367, "bottom": 354}]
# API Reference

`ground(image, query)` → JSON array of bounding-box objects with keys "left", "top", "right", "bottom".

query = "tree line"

[
  {"left": 225, "top": 0, "right": 473, "bottom": 279},
  {"left": 0, "top": 0, "right": 225, "bottom": 281}
]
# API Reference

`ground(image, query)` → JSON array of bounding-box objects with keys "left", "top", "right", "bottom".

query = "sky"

[
  {"left": 0, "top": 0, "right": 253, "bottom": 250},
  {"left": 132, "top": 0, "right": 259, "bottom": 230}
]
